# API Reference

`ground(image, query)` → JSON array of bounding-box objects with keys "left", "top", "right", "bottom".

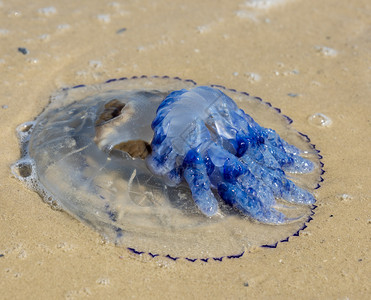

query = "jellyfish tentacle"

[
  {"left": 218, "top": 181, "right": 285, "bottom": 223},
  {"left": 206, "top": 143, "right": 286, "bottom": 223},
  {"left": 146, "top": 86, "right": 317, "bottom": 223},
  {"left": 183, "top": 149, "right": 218, "bottom": 216},
  {"left": 240, "top": 154, "right": 315, "bottom": 205}
]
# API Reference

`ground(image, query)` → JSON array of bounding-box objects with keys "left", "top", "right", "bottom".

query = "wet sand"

[{"left": 0, "top": 0, "right": 370, "bottom": 299}]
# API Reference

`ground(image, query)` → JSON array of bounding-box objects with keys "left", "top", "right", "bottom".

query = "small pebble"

[
  {"left": 287, "top": 93, "right": 298, "bottom": 97},
  {"left": 116, "top": 27, "right": 127, "bottom": 34},
  {"left": 18, "top": 47, "right": 29, "bottom": 55},
  {"left": 243, "top": 282, "right": 249, "bottom": 287},
  {"left": 2, "top": 105, "right": 8, "bottom": 109},
  {"left": 0, "top": 254, "right": 4, "bottom": 257}
]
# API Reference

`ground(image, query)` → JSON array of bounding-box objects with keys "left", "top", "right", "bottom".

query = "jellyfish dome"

[{"left": 11, "top": 76, "right": 323, "bottom": 261}]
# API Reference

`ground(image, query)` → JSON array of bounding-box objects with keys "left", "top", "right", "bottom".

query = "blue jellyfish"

[{"left": 146, "top": 86, "right": 316, "bottom": 223}]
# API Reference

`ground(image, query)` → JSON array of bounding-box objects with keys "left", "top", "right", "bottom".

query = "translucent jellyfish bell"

[{"left": 11, "top": 76, "right": 323, "bottom": 260}]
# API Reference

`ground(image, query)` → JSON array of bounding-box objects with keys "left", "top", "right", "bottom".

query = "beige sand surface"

[{"left": 0, "top": 0, "right": 370, "bottom": 299}]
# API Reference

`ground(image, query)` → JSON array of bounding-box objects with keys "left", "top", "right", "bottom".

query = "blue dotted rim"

[{"left": 67, "top": 75, "right": 324, "bottom": 263}]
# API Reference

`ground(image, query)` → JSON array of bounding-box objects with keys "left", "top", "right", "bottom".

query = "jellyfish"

[
  {"left": 11, "top": 76, "right": 323, "bottom": 260},
  {"left": 147, "top": 86, "right": 315, "bottom": 223}
]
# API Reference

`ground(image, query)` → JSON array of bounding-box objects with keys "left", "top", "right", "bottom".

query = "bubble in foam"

[
  {"left": 308, "top": 113, "right": 332, "bottom": 127},
  {"left": 11, "top": 76, "right": 323, "bottom": 260}
]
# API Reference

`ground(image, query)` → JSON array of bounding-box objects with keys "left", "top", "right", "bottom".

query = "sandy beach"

[{"left": 0, "top": 0, "right": 370, "bottom": 299}]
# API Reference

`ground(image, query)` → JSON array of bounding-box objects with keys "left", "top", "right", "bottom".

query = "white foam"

[
  {"left": 89, "top": 60, "right": 103, "bottom": 69},
  {"left": 38, "top": 6, "right": 57, "bottom": 16},
  {"left": 315, "top": 46, "right": 338, "bottom": 57},
  {"left": 236, "top": 0, "right": 294, "bottom": 19},
  {"left": 337, "top": 194, "right": 353, "bottom": 202},
  {"left": 27, "top": 58, "right": 39, "bottom": 64},
  {"left": 8, "top": 10, "right": 22, "bottom": 18},
  {"left": 0, "top": 29, "right": 9, "bottom": 36},
  {"left": 39, "top": 34, "right": 50, "bottom": 41},
  {"left": 196, "top": 25, "right": 211, "bottom": 34},
  {"left": 108, "top": 2, "right": 120, "bottom": 9},
  {"left": 97, "top": 14, "right": 111, "bottom": 24},
  {"left": 57, "top": 24, "right": 71, "bottom": 32},
  {"left": 243, "top": 0, "right": 290, "bottom": 9},
  {"left": 244, "top": 72, "right": 262, "bottom": 83}
]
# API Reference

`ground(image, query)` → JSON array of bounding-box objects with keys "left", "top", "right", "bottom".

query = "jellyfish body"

[
  {"left": 11, "top": 76, "right": 322, "bottom": 259},
  {"left": 147, "top": 86, "right": 315, "bottom": 223}
]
